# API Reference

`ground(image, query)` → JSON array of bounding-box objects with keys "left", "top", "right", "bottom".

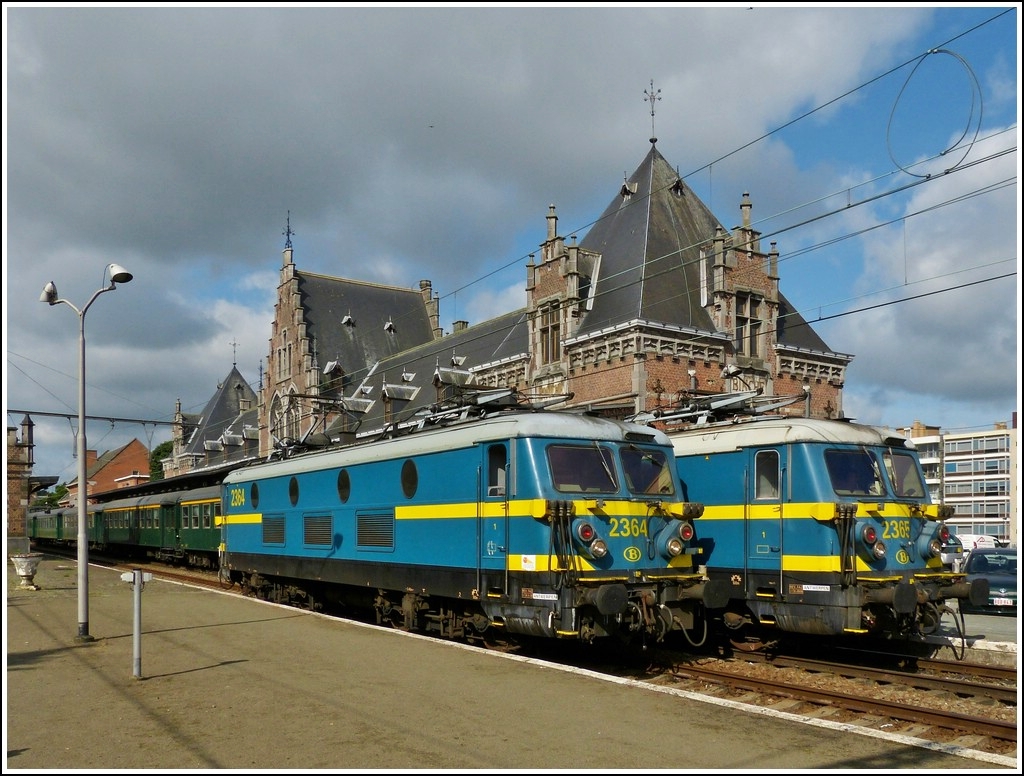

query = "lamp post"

[{"left": 40, "top": 263, "right": 134, "bottom": 641}]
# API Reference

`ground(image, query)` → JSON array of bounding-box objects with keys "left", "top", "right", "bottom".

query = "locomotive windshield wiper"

[{"left": 593, "top": 440, "right": 616, "bottom": 487}]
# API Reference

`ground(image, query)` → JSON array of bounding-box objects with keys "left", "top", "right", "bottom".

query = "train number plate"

[{"left": 993, "top": 597, "right": 1014, "bottom": 606}]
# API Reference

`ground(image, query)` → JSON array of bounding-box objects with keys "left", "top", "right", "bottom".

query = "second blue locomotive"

[{"left": 632, "top": 394, "right": 987, "bottom": 644}]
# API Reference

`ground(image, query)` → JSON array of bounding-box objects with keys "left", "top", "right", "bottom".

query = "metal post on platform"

[
  {"left": 40, "top": 263, "right": 134, "bottom": 642},
  {"left": 121, "top": 569, "right": 151, "bottom": 678}
]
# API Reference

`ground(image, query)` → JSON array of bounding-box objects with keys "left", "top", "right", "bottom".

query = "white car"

[
  {"left": 956, "top": 533, "right": 999, "bottom": 552},
  {"left": 940, "top": 535, "right": 963, "bottom": 568}
]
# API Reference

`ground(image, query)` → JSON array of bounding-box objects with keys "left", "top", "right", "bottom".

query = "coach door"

[
  {"left": 478, "top": 443, "right": 509, "bottom": 580},
  {"left": 746, "top": 449, "right": 783, "bottom": 582}
]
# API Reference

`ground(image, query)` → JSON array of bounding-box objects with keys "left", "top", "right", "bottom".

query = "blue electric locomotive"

[
  {"left": 632, "top": 392, "right": 987, "bottom": 645},
  {"left": 220, "top": 406, "right": 730, "bottom": 645}
]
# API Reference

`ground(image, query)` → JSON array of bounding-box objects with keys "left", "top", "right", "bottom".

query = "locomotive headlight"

[
  {"left": 655, "top": 520, "right": 691, "bottom": 559},
  {"left": 927, "top": 538, "right": 942, "bottom": 558},
  {"left": 572, "top": 519, "right": 608, "bottom": 560},
  {"left": 664, "top": 537, "right": 684, "bottom": 557},
  {"left": 575, "top": 520, "right": 597, "bottom": 544},
  {"left": 859, "top": 524, "right": 886, "bottom": 560}
]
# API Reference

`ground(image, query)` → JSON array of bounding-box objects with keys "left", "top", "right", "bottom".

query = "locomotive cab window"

[
  {"left": 547, "top": 444, "right": 618, "bottom": 493},
  {"left": 487, "top": 445, "right": 507, "bottom": 497},
  {"left": 755, "top": 450, "right": 780, "bottom": 499},
  {"left": 620, "top": 446, "right": 675, "bottom": 495},
  {"left": 826, "top": 450, "right": 884, "bottom": 496},
  {"left": 883, "top": 450, "right": 926, "bottom": 498}
]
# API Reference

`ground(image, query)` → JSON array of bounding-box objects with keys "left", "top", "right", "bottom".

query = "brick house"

[
  {"left": 63, "top": 437, "right": 152, "bottom": 503},
  {"left": 258, "top": 139, "right": 849, "bottom": 450}
]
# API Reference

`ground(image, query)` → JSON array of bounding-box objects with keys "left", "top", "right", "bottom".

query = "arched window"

[
  {"left": 286, "top": 389, "right": 300, "bottom": 441},
  {"left": 270, "top": 395, "right": 285, "bottom": 442}
]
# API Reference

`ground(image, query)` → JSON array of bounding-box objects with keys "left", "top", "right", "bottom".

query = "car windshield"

[{"left": 966, "top": 551, "right": 1017, "bottom": 575}]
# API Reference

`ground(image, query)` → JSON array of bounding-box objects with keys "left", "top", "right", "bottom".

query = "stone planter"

[{"left": 10, "top": 552, "right": 43, "bottom": 590}]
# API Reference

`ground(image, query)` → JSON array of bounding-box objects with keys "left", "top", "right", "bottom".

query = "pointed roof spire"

[
  {"left": 283, "top": 210, "right": 294, "bottom": 249},
  {"left": 643, "top": 79, "right": 661, "bottom": 143}
]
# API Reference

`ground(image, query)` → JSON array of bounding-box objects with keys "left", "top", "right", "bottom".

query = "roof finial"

[
  {"left": 283, "top": 210, "right": 294, "bottom": 249},
  {"left": 230, "top": 338, "right": 239, "bottom": 367},
  {"left": 644, "top": 79, "right": 661, "bottom": 142}
]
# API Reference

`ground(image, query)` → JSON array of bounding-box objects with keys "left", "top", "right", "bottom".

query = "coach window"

[
  {"left": 203, "top": 503, "right": 212, "bottom": 529},
  {"left": 289, "top": 476, "right": 300, "bottom": 506},
  {"left": 755, "top": 451, "right": 779, "bottom": 499},
  {"left": 251, "top": 483, "right": 260, "bottom": 509},
  {"left": 192, "top": 505, "right": 200, "bottom": 529}
]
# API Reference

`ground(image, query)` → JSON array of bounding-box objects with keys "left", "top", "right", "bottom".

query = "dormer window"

[
  {"left": 735, "top": 292, "right": 763, "bottom": 358},
  {"left": 540, "top": 303, "right": 561, "bottom": 365}
]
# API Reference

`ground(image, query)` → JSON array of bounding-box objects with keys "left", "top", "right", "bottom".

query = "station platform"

[{"left": 5, "top": 556, "right": 1017, "bottom": 770}]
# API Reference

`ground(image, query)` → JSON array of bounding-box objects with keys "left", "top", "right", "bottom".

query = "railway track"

[
  {"left": 714, "top": 650, "right": 1017, "bottom": 704},
  {"left": 640, "top": 654, "right": 1016, "bottom": 753},
  {"left": 74, "top": 551, "right": 1021, "bottom": 762}
]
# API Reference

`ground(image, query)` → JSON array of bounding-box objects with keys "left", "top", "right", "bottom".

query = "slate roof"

[
  {"left": 776, "top": 294, "right": 833, "bottom": 353},
  {"left": 298, "top": 272, "right": 436, "bottom": 376},
  {"left": 84, "top": 440, "right": 135, "bottom": 480},
  {"left": 181, "top": 365, "right": 260, "bottom": 462},
  {"left": 574, "top": 141, "right": 834, "bottom": 354},
  {"left": 323, "top": 308, "right": 530, "bottom": 436},
  {"left": 575, "top": 142, "right": 720, "bottom": 336}
]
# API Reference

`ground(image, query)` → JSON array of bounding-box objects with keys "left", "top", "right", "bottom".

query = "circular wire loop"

[{"left": 886, "top": 48, "right": 983, "bottom": 178}]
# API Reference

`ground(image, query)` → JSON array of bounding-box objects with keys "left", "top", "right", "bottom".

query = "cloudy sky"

[{"left": 4, "top": 4, "right": 1020, "bottom": 487}]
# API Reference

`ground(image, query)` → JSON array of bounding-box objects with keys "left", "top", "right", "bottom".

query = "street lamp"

[{"left": 40, "top": 262, "right": 133, "bottom": 641}]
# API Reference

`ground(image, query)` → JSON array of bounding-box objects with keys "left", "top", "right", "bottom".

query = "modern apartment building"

[{"left": 901, "top": 418, "right": 1018, "bottom": 547}]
